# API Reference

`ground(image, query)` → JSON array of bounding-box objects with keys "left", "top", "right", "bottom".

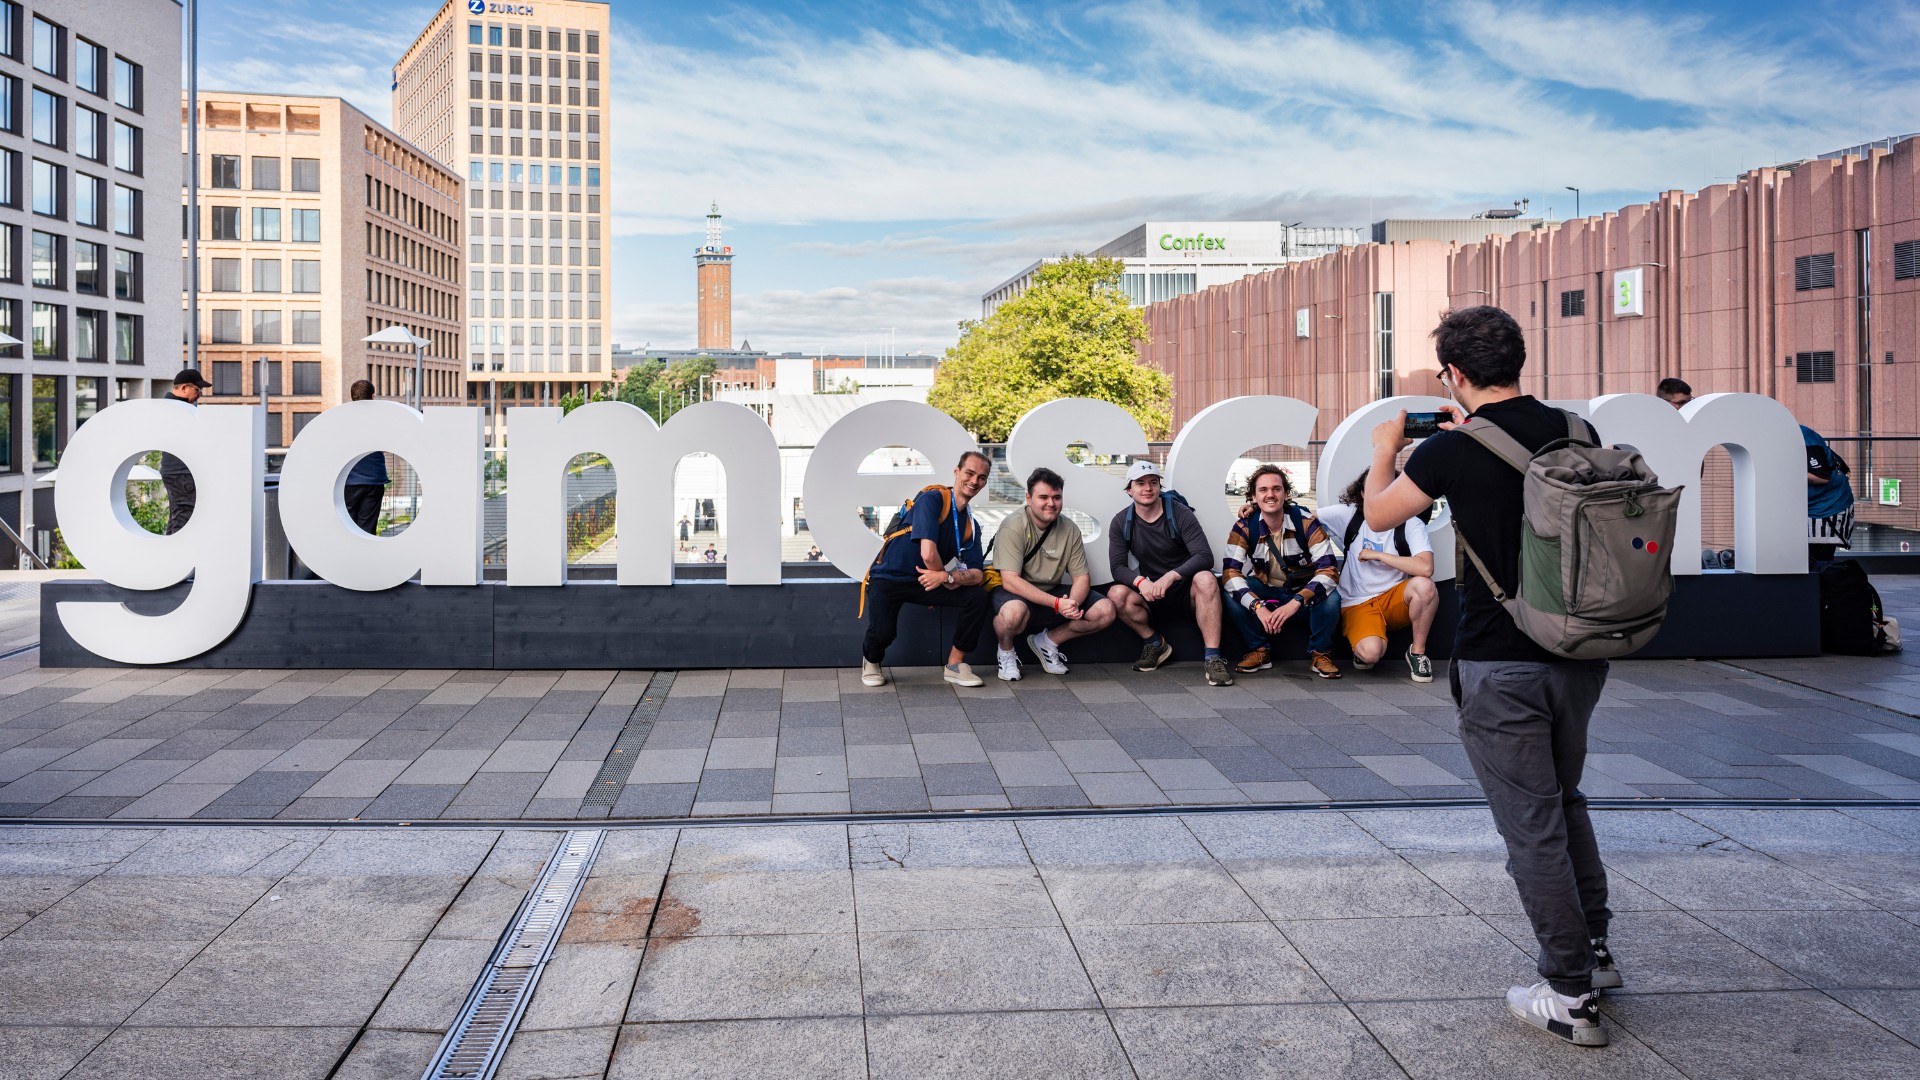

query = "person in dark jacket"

[
  {"left": 342, "top": 380, "right": 388, "bottom": 534},
  {"left": 159, "top": 369, "right": 212, "bottom": 534},
  {"left": 1104, "top": 460, "right": 1232, "bottom": 686}
]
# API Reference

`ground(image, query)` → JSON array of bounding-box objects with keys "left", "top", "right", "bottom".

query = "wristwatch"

[{"left": 945, "top": 571, "right": 955, "bottom": 586}]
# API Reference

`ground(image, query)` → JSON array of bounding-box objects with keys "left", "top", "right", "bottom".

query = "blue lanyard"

[{"left": 951, "top": 498, "right": 968, "bottom": 560}]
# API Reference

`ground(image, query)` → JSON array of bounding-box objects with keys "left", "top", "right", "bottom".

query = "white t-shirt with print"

[{"left": 1312, "top": 504, "right": 1433, "bottom": 607}]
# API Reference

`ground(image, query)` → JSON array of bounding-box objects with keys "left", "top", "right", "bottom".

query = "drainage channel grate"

[
  {"left": 579, "top": 671, "right": 672, "bottom": 814},
  {"left": 421, "top": 829, "right": 605, "bottom": 1080}
]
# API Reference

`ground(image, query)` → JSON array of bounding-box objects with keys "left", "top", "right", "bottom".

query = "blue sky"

[{"left": 198, "top": 0, "right": 1920, "bottom": 355}]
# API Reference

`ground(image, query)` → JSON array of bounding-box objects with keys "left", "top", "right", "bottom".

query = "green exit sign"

[{"left": 1881, "top": 478, "right": 1901, "bottom": 506}]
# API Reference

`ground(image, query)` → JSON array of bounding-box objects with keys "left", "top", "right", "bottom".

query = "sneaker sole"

[
  {"left": 1313, "top": 669, "right": 1342, "bottom": 680},
  {"left": 1026, "top": 635, "right": 1069, "bottom": 676},
  {"left": 1133, "top": 643, "right": 1174, "bottom": 671},
  {"left": 1508, "top": 1002, "right": 1609, "bottom": 1048},
  {"left": 861, "top": 675, "right": 887, "bottom": 687},
  {"left": 945, "top": 674, "right": 984, "bottom": 688},
  {"left": 1409, "top": 671, "right": 1434, "bottom": 683},
  {"left": 997, "top": 670, "right": 1021, "bottom": 682},
  {"left": 1206, "top": 672, "right": 1236, "bottom": 686},
  {"left": 1351, "top": 663, "right": 1375, "bottom": 672},
  {"left": 1235, "top": 662, "right": 1273, "bottom": 674}
]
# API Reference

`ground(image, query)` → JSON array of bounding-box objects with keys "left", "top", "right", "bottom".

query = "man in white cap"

[{"left": 1104, "top": 460, "right": 1233, "bottom": 686}]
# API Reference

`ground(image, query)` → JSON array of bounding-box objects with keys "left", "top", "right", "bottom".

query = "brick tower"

[{"left": 695, "top": 202, "right": 734, "bottom": 350}]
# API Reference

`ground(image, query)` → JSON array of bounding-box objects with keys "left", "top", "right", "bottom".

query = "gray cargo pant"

[{"left": 1452, "top": 658, "right": 1611, "bottom": 997}]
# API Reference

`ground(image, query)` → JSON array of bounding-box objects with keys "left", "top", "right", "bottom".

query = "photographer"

[{"left": 1360, "top": 307, "right": 1617, "bottom": 1048}]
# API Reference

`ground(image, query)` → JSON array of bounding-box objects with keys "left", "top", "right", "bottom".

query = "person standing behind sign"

[
  {"left": 341, "top": 380, "right": 389, "bottom": 535},
  {"left": 1804, "top": 424, "right": 1854, "bottom": 568},
  {"left": 1360, "top": 306, "right": 1618, "bottom": 1048},
  {"left": 159, "top": 369, "right": 213, "bottom": 535}
]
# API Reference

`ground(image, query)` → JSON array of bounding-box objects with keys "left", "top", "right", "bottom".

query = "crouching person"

[
  {"left": 991, "top": 467, "right": 1116, "bottom": 680},
  {"left": 1105, "top": 461, "right": 1234, "bottom": 687},
  {"left": 1313, "top": 469, "right": 1439, "bottom": 683},
  {"left": 861, "top": 451, "right": 993, "bottom": 688},
  {"left": 1222, "top": 465, "right": 1343, "bottom": 678}
]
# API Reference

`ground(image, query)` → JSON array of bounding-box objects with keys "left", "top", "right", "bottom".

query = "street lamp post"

[
  {"left": 1565, "top": 186, "right": 1581, "bottom": 219},
  {"left": 361, "top": 326, "right": 431, "bottom": 409}
]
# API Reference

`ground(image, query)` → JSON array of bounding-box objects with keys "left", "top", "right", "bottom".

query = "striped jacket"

[{"left": 1221, "top": 506, "right": 1340, "bottom": 611}]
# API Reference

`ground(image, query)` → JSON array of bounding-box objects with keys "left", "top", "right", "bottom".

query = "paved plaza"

[
  {"left": 0, "top": 577, "right": 1913, "bottom": 820},
  {"left": 3, "top": 807, "right": 1920, "bottom": 1078}
]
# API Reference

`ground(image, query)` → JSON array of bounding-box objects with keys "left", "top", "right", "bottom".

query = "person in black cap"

[{"left": 160, "top": 369, "right": 212, "bottom": 534}]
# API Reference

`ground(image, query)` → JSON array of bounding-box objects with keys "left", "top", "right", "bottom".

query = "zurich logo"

[{"left": 467, "top": 0, "right": 484, "bottom": 12}]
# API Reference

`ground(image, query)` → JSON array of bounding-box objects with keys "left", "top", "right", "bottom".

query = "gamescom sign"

[{"left": 53, "top": 393, "right": 1807, "bottom": 665}]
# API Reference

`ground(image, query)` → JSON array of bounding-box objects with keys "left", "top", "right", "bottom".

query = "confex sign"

[
  {"left": 1160, "top": 232, "right": 1226, "bottom": 251},
  {"left": 54, "top": 393, "right": 1807, "bottom": 665}
]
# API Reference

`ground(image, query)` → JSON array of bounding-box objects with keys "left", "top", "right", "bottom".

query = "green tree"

[
  {"left": 613, "top": 356, "right": 720, "bottom": 425},
  {"left": 929, "top": 255, "right": 1171, "bottom": 442}
]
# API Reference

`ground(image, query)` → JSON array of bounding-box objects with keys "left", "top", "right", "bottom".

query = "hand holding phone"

[{"left": 1403, "top": 412, "right": 1444, "bottom": 439}]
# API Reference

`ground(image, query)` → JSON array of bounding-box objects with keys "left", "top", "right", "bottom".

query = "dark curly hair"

[
  {"left": 1431, "top": 305, "right": 1525, "bottom": 388},
  {"left": 1244, "top": 464, "right": 1292, "bottom": 502},
  {"left": 1339, "top": 468, "right": 1396, "bottom": 507}
]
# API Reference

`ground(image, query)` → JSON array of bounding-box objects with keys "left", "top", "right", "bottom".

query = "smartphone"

[{"left": 1403, "top": 412, "right": 1444, "bottom": 439}]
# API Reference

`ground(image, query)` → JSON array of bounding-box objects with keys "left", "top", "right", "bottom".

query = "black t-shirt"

[{"left": 1403, "top": 395, "right": 1599, "bottom": 663}]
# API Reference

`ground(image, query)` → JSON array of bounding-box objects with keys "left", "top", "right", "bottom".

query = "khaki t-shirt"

[{"left": 992, "top": 509, "right": 1088, "bottom": 587}]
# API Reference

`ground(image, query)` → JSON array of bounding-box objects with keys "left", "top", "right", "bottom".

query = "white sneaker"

[
  {"left": 1027, "top": 632, "right": 1069, "bottom": 675},
  {"left": 996, "top": 650, "right": 1022, "bottom": 682},
  {"left": 861, "top": 660, "right": 887, "bottom": 687},
  {"left": 1506, "top": 980, "right": 1607, "bottom": 1047},
  {"left": 944, "top": 662, "right": 984, "bottom": 688}
]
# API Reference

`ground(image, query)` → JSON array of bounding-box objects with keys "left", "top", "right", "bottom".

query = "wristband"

[
  {"left": 1134, "top": 576, "right": 1148, "bottom": 589},
  {"left": 1052, "top": 597, "right": 1060, "bottom": 612}
]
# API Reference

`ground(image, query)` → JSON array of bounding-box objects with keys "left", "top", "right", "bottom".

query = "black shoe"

[
  {"left": 1134, "top": 639, "right": 1174, "bottom": 671},
  {"left": 1203, "top": 656, "right": 1235, "bottom": 686},
  {"left": 1406, "top": 649, "right": 1434, "bottom": 684}
]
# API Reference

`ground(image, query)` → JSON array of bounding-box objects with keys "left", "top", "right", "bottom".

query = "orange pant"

[{"left": 1340, "top": 580, "right": 1412, "bottom": 648}]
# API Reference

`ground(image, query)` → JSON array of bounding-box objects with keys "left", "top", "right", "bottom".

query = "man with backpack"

[
  {"left": 1311, "top": 468, "right": 1438, "bottom": 683},
  {"left": 860, "top": 450, "right": 994, "bottom": 689},
  {"left": 989, "top": 467, "right": 1115, "bottom": 680},
  {"left": 1220, "top": 465, "right": 1343, "bottom": 679},
  {"left": 1104, "top": 461, "right": 1234, "bottom": 686},
  {"left": 1361, "top": 306, "right": 1676, "bottom": 1049}
]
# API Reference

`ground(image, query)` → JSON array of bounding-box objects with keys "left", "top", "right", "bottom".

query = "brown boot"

[
  {"left": 1308, "top": 651, "right": 1342, "bottom": 679},
  {"left": 1235, "top": 647, "right": 1273, "bottom": 673}
]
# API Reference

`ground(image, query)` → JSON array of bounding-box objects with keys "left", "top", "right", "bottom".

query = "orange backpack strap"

[{"left": 859, "top": 487, "right": 951, "bottom": 617}]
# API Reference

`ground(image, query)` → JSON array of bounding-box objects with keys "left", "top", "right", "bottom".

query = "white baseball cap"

[{"left": 1124, "top": 460, "right": 1163, "bottom": 488}]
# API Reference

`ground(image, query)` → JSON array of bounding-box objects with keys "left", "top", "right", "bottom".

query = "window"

[
  {"left": 1894, "top": 239, "right": 1920, "bottom": 281},
  {"left": 30, "top": 88, "right": 60, "bottom": 146},
  {"left": 111, "top": 184, "right": 136, "bottom": 235},
  {"left": 112, "top": 249, "right": 137, "bottom": 299},
  {"left": 210, "top": 205, "right": 240, "bottom": 240},
  {"left": 30, "top": 302, "right": 58, "bottom": 356},
  {"left": 210, "top": 154, "right": 239, "bottom": 188},
  {"left": 1795, "top": 350, "right": 1837, "bottom": 384},
  {"left": 75, "top": 377, "right": 100, "bottom": 424},
  {"left": 252, "top": 258, "right": 279, "bottom": 292},
  {"left": 0, "top": 75, "right": 15, "bottom": 133},
  {"left": 258, "top": 362, "right": 284, "bottom": 395},
  {"left": 251, "top": 156, "right": 280, "bottom": 190},
  {"left": 30, "top": 158, "right": 59, "bottom": 217},
  {"left": 75, "top": 38, "right": 102, "bottom": 94},
  {"left": 587, "top": 31, "right": 600, "bottom": 54},
  {"left": 73, "top": 240, "right": 99, "bottom": 293},
  {"left": 113, "top": 313, "right": 136, "bottom": 363},
  {"left": 489, "top": 25, "right": 502, "bottom": 45},
  {"left": 468, "top": 23, "right": 482, "bottom": 44},
  {"left": 31, "top": 376, "right": 56, "bottom": 467},
  {"left": 111, "top": 121, "right": 138, "bottom": 173},
  {"left": 292, "top": 360, "right": 321, "bottom": 394},
  {"left": 210, "top": 257, "right": 240, "bottom": 291},
  {"left": 291, "top": 412, "right": 317, "bottom": 439},
  {"left": 291, "top": 259, "right": 320, "bottom": 292},
  {"left": 30, "top": 230, "right": 58, "bottom": 286},
  {"left": 291, "top": 208, "right": 319, "bottom": 242},
  {"left": 1559, "top": 289, "right": 1586, "bottom": 317},
  {"left": 111, "top": 56, "right": 139, "bottom": 110},
  {"left": 31, "top": 16, "right": 59, "bottom": 77},
  {"left": 0, "top": 148, "right": 13, "bottom": 207},
  {"left": 1795, "top": 253, "right": 1836, "bottom": 291},
  {"left": 210, "top": 309, "right": 241, "bottom": 343},
  {"left": 290, "top": 157, "right": 319, "bottom": 191},
  {"left": 212, "top": 361, "right": 241, "bottom": 395},
  {"left": 73, "top": 308, "right": 99, "bottom": 360},
  {"left": 74, "top": 104, "right": 100, "bottom": 159},
  {"left": 291, "top": 310, "right": 320, "bottom": 345},
  {"left": 252, "top": 309, "right": 281, "bottom": 344},
  {"left": 0, "top": 2, "right": 15, "bottom": 61},
  {"left": 73, "top": 173, "right": 102, "bottom": 227},
  {"left": 251, "top": 206, "right": 280, "bottom": 241}
]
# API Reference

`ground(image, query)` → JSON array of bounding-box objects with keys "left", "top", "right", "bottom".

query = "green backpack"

[{"left": 1456, "top": 411, "right": 1683, "bottom": 660}]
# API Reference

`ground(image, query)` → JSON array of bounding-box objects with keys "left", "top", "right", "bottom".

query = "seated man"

[
  {"left": 1104, "top": 461, "right": 1234, "bottom": 686},
  {"left": 1312, "top": 469, "right": 1439, "bottom": 683},
  {"left": 860, "top": 451, "right": 993, "bottom": 688},
  {"left": 1804, "top": 423, "right": 1855, "bottom": 568},
  {"left": 1222, "top": 465, "right": 1342, "bottom": 679},
  {"left": 991, "top": 467, "right": 1116, "bottom": 680}
]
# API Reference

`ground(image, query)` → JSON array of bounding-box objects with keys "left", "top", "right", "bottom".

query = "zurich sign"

[{"left": 467, "top": 0, "right": 484, "bottom": 13}]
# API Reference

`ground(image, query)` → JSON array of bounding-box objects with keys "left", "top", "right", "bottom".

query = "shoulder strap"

[
  {"left": 1565, "top": 411, "right": 1586, "bottom": 444},
  {"left": 1163, "top": 494, "right": 1180, "bottom": 540},
  {"left": 1023, "top": 517, "right": 1058, "bottom": 573},
  {"left": 1457, "top": 531, "right": 1510, "bottom": 604},
  {"left": 1456, "top": 416, "right": 1536, "bottom": 474},
  {"left": 1342, "top": 508, "right": 1362, "bottom": 552},
  {"left": 1393, "top": 522, "right": 1410, "bottom": 558}
]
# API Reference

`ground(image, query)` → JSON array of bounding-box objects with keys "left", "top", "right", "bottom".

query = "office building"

[
  {"left": 184, "top": 93, "right": 463, "bottom": 444},
  {"left": 981, "top": 220, "right": 1363, "bottom": 317},
  {"left": 695, "top": 201, "right": 731, "bottom": 349},
  {"left": 392, "top": 0, "right": 613, "bottom": 432},
  {"left": 0, "top": 0, "right": 182, "bottom": 564}
]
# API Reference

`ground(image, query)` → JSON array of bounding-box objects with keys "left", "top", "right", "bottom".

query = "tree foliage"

[
  {"left": 929, "top": 255, "right": 1170, "bottom": 442},
  {"left": 613, "top": 356, "right": 721, "bottom": 424}
]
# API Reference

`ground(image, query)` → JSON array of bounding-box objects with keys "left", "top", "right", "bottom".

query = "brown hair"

[
  {"left": 349, "top": 379, "right": 376, "bottom": 402},
  {"left": 1244, "top": 464, "right": 1292, "bottom": 501}
]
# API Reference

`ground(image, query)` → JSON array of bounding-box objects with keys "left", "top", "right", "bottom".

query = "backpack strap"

[
  {"left": 1163, "top": 494, "right": 1180, "bottom": 541},
  {"left": 1342, "top": 508, "right": 1363, "bottom": 553},
  {"left": 1455, "top": 416, "right": 1535, "bottom": 475},
  {"left": 1456, "top": 532, "right": 1510, "bottom": 604},
  {"left": 1394, "top": 522, "right": 1410, "bottom": 558}
]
